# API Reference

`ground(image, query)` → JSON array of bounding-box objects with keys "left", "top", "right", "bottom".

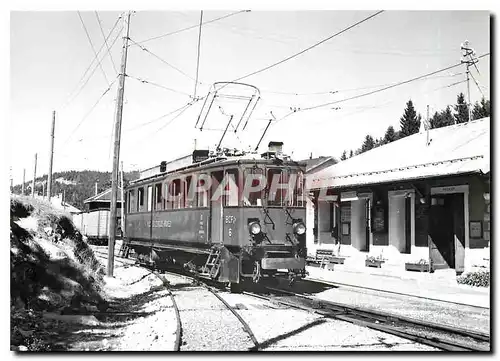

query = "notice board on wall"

[
  {"left": 340, "top": 204, "right": 351, "bottom": 223},
  {"left": 372, "top": 205, "right": 385, "bottom": 233}
]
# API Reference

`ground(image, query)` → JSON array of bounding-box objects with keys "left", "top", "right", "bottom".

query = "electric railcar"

[{"left": 122, "top": 145, "right": 307, "bottom": 291}]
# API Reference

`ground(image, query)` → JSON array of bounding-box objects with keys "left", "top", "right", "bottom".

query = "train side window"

[
  {"left": 147, "top": 185, "right": 153, "bottom": 212},
  {"left": 168, "top": 179, "right": 182, "bottom": 209},
  {"left": 154, "top": 183, "right": 162, "bottom": 210},
  {"left": 197, "top": 174, "right": 208, "bottom": 208},
  {"left": 138, "top": 187, "right": 144, "bottom": 212},
  {"left": 185, "top": 176, "right": 197, "bottom": 208},
  {"left": 224, "top": 169, "right": 239, "bottom": 207},
  {"left": 128, "top": 189, "right": 136, "bottom": 213}
]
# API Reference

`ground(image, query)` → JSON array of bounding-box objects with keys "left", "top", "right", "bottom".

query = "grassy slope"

[{"left": 10, "top": 195, "right": 107, "bottom": 351}]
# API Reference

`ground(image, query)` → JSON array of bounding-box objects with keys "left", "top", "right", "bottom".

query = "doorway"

[{"left": 429, "top": 194, "right": 465, "bottom": 270}]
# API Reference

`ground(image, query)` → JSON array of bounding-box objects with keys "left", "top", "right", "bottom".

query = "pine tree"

[
  {"left": 349, "top": 150, "right": 354, "bottom": 158},
  {"left": 340, "top": 150, "right": 347, "bottom": 161},
  {"left": 383, "top": 125, "right": 396, "bottom": 144},
  {"left": 360, "top": 135, "right": 375, "bottom": 153},
  {"left": 400, "top": 100, "right": 422, "bottom": 137},
  {"left": 454, "top": 93, "right": 469, "bottom": 123},
  {"left": 441, "top": 106, "right": 455, "bottom": 127},
  {"left": 472, "top": 98, "right": 491, "bottom": 120},
  {"left": 430, "top": 111, "right": 442, "bottom": 129}
]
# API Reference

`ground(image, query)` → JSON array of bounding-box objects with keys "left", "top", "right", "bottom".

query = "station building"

[{"left": 306, "top": 117, "right": 490, "bottom": 274}]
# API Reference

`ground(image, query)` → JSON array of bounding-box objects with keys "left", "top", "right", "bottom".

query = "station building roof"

[
  {"left": 84, "top": 188, "right": 124, "bottom": 204},
  {"left": 308, "top": 117, "right": 490, "bottom": 190}
]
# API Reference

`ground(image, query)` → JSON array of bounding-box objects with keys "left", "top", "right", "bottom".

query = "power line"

[
  {"left": 133, "top": 10, "right": 250, "bottom": 46},
  {"left": 260, "top": 72, "right": 464, "bottom": 96},
  {"left": 300, "top": 53, "right": 490, "bottom": 112},
  {"left": 469, "top": 71, "right": 486, "bottom": 99},
  {"left": 126, "top": 102, "right": 196, "bottom": 132},
  {"left": 129, "top": 38, "right": 202, "bottom": 85},
  {"left": 232, "top": 10, "right": 385, "bottom": 82},
  {"left": 63, "top": 22, "right": 123, "bottom": 109},
  {"left": 78, "top": 11, "right": 110, "bottom": 86},
  {"left": 58, "top": 76, "right": 119, "bottom": 150},
  {"left": 126, "top": 74, "right": 192, "bottom": 97},
  {"left": 95, "top": 11, "right": 119, "bottom": 75}
]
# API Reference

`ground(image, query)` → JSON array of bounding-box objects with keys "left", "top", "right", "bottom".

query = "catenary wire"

[
  {"left": 58, "top": 76, "right": 119, "bottom": 150},
  {"left": 126, "top": 74, "right": 193, "bottom": 97},
  {"left": 61, "top": 14, "right": 122, "bottom": 109},
  {"left": 132, "top": 10, "right": 250, "bottom": 46},
  {"left": 469, "top": 71, "right": 486, "bottom": 99},
  {"left": 128, "top": 38, "right": 202, "bottom": 85},
  {"left": 232, "top": 10, "right": 384, "bottom": 82},
  {"left": 95, "top": 11, "right": 119, "bottom": 75},
  {"left": 299, "top": 53, "right": 490, "bottom": 112},
  {"left": 64, "top": 24, "right": 124, "bottom": 109},
  {"left": 77, "top": 11, "right": 110, "bottom": 86}
]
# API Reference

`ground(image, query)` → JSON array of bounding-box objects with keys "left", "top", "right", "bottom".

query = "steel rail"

[
  {"left": 304, "top": 275, "right": 490, "bottom": 310},
  {"left": 260, "top": 286, "right": 489, "bottom": 352},
  {"left": 160, "top": 270, "right": 260, "bottom": 351}
]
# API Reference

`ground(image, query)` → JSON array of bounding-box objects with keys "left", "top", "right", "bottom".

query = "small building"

[{"left": 307, "top": 117, "right": 490, "bottom": 274}]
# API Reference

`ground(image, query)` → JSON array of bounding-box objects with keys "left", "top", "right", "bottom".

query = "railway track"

[
  {"left": 248, "top": 286, "right": 490, "bottom": 352},
  {"left": 91, "top": 248, "right": 489, "bottom": 351},
  {"left": 303, "top": 276, "right": 490, "bottom": 310}
]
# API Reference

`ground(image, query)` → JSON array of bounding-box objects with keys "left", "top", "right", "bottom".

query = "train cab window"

[
  {"left": 154, "top": 183, "right": 162, "bottom": 210},
  {"left": 128, "top": 189, "right": 136, "bottom": 213},
  {"left": 197, "top": 175, "right": 209, "bottom": 208},
  {"left": 243, "top": 167, "right": 264, "bottom": 206},
  {"left": 138, "top": 187, "right": 144, "bottom": 212},
  {"left": 147, "top": 185, "right": 153, "bottom": 212},
  {"left": 224, "top": 169, "right": 239, "bottom": 207},
  {"left": 290, "top": 171, "right": 306, "bottom": 207},
  {"left": 267, "top": 169, "right": 289, "bottom": 207}
]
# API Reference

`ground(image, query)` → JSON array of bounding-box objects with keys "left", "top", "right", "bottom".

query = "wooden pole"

[
  {"left": 108, "top": 11, "right": 131, "bottom": 277},
  {"left": 47, "top": 110, "right": 56, "bottom": 200},
  {"left": 32, "top": 153, "right": 37, "bottom": 198}
]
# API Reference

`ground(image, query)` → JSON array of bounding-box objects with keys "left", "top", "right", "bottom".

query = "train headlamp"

[
  {"left": 293, "top": 222, "right": 306, "bottom": 235},
  {"left": 249, "top": 221, "right": 261, "bottom": 235}
]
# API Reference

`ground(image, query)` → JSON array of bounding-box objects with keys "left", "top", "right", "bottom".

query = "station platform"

[{"left": 304, "top": 265, "right": 490, "bottom": 309}]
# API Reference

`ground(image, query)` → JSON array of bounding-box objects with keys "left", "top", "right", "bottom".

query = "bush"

[{"left": 457, "top": 271, "right": 490, "bottom": 287}]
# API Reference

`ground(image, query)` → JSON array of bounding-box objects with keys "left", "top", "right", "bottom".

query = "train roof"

[{"left": 129, "top": 152, "right": 307, "bottom": 186}]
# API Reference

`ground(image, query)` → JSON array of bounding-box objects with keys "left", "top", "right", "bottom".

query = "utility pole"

[
  {"left": 461, "top": 40, "right": 477, "bottom": 122},
  {"left": 22, "top": 169, "right": 25, "bottom": 195},
  {"left": 120, "top": 161, "right": 125, "bottom": 237},
  {"left": 47, "top": 110, "right": 56, "bottom": 200},
  {"left": 95, "top": 181, "right": 98, "bottom": 196},
  {"left": 32, "top": 153, "right": 37, "bottom": 198},
  {"left": 108, "top": 11, "right": 131, "bottom": 277}
]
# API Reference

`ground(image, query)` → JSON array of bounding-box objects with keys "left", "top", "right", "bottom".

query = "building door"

[
  {"left": 429, "top": 195, "right": 455, "bottom": 269},
  {"left": 452, "top": 194, "right": 465, "bottom": 274},
  {"left": 404, "top": 197, "right": 412, "bottom": 253}
]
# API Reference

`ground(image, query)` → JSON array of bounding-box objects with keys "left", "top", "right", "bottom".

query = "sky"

[{"left": 8, "top": 8, "right": 491, "bottom": 185}]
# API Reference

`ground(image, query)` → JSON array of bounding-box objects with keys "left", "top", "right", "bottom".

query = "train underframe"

[{"left": 124, "top": 240, "right": 307, "bottom": 291}]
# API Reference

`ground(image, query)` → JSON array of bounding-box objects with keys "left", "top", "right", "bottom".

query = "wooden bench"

[{"left": 314, "top": 249, "right": 345, "bottom": 269}]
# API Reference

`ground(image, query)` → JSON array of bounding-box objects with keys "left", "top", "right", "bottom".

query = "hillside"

[{"left": 12, "top": 170, "right": 140, "bottom": 211}]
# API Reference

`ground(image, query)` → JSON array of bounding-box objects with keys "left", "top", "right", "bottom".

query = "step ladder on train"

[
  {"left": 201, "top": 246, "right": 222, "bottom": 279},
  {"left": 119, "top": 243, "right": 131, "bottom": 258}
]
